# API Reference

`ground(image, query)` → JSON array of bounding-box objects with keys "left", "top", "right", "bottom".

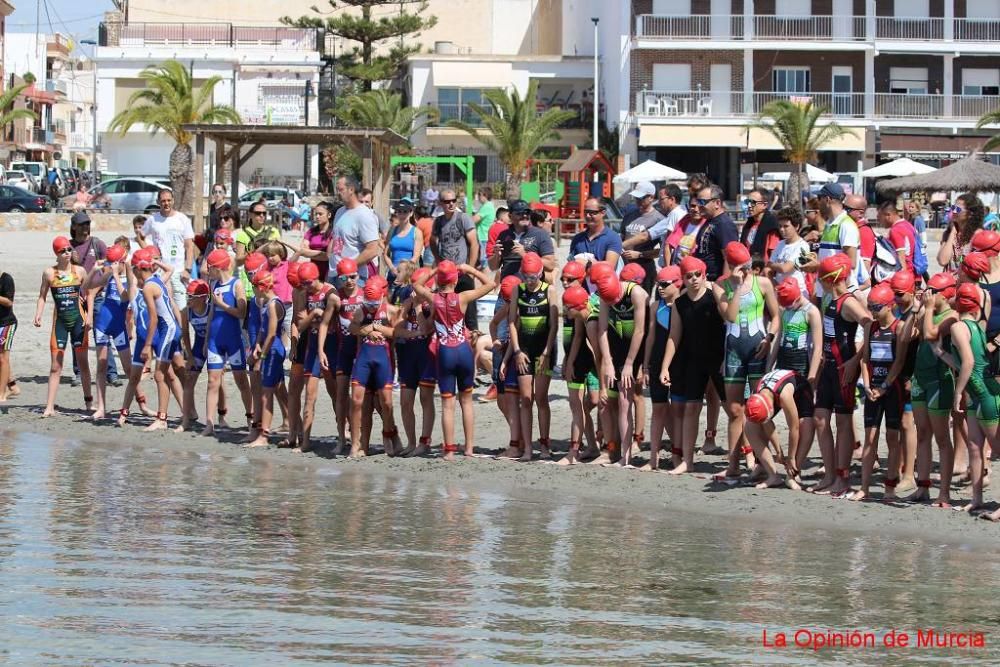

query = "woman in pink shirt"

[{"left": 298, "top": 203, "right": 334, "bottom": 281}]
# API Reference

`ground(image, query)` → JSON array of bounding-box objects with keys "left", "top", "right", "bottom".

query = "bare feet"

[
  {"left": 668, "top": 461, "right": 691, "bottom": 475},
  {"left": 91, "top": 409, "right": 106, "bottom": 421},
  {"left": 896, "top": 476, "right": 917, "bottom": 494},
  {"left": 242, "top": 429, "right": 260, "bottom": 444},
  {"left": 217, "top": 415, "right": 230, "bottom": 429},
  {"left": 405, "top": 443, "right": 432, "bottom": 458},
  {"left": 137, "top": 400, "right": 155, "bottom": 417},
  {"left": 244, "top": 436, "right": 269, "bottom": 448},
  {"left": 905, "top": 487, "right": 931, "bottom": 503},
  {"left": 847, "top": 489, "right": 868, "bottom": 502},
  {"left": 809, "top": 476, "right": 836, "bottom": 494},
  {"left": 464, "top": 445, "right": 474, "bottom": 457},
  {"left": 755, "top": 475, "right": 785, "bottom": 490},
  {"left": 348, "top": 447, "right": 367, "bottom": 459},
  {"left": 42, "top": 408, "right": 56, "bottom": 417},
  {"left": 6, "top": 383, "right": 20, "bottom": 397},
  {"left": 983, "top": 508, "right": 1000, "bottom": 522},
  {"left": 144, "top": 418, "right": 168, "bottom": 432},
  {"left": 556, "top": 451, "right": 578, "bottom": 466},
  {"left": 201, "top": 424, "right": 216, "bottom": 437}
]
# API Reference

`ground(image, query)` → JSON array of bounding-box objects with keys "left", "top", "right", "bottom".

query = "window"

[
  {"left": 652, "top": 64, "right": 691, "bottom": 92},
  {"left": 652, "top": 0, "right": 690, "bottom": 13},
  {"left": 889, "top": 67, "right": 928, "bottom": 94},
  {"left": 102, "top": 181, "right": 122, "bottom": 194},
  {"left": 776, "top": 0, "right": 811, "bottom": 17},
  {"left": 962, "top": 69, "right": 1000, "bottom": 96},
  {"left": 895, "top": 0, "right": 928, "bottom": 18},
  {"left": 969, "top": 0, "right": 1000, "bottom": 19},
  {"left": 773, "top": 68, "right": 810, "bottom": 93},
  {"left": 436, "top": 88, "right": 491, "bottom": 126}
]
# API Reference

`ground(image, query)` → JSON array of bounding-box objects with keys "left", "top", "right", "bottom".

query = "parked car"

[
  {"left": 238, "top": 187, "right": 301, "bottom": 212},
  {"left": 6, "top": 170, "right": 38, "bottom": 193},
  {"left": 0, "top": 185, "right": 49, "bottom": 212},
  {"left": 61, "top": 177, "right": 170, "bottom": 213},
  {"left": 59, "top": 167, "right": 77, "bottom": 193},
  {"left": 10, "top": 161, "right": 47, "bottom": 185}
]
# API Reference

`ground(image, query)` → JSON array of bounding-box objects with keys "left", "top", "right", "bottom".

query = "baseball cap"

[
  {"left": 508, "top": 199, "right": 531, "bottom": 215},
  {"left": 628, "top": 181, "right": 656, "bottom": 199},
  {"left": 70, "top": 211, "right": 91, "bottom": 226},
  {"left": 818, "top": 183, "right": 845, "bottom": 200}
]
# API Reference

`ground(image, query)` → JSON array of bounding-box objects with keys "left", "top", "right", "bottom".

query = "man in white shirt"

[
  {"left": 328, "top": 176, "right": 382, "bottom": 283},
  {"left": 141, "top": 189, "right": 194, "bottom": 309}
]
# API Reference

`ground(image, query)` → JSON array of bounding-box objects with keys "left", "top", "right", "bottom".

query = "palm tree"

[
  {"left": 108, "top": 59, "right": 241, "bottom": 214},
  {"left": 448, "top": 80, "right": 576, "bottom": 197},
  {"left": 748, "top": 99, "right": 856, "bottom": 208},
  {"left": 333, "top": 89, "right": 438, "bottom": 149},
  {"left": 976, "top": 108, "right": 1000, "bottom": 151},
  {"left": 0, "top": 83, "right": 39, "bottom": 143}
]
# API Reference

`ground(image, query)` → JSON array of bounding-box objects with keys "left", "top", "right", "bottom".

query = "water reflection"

[{"left": 0, "top": 431, "right": 994, "bottom": 665}]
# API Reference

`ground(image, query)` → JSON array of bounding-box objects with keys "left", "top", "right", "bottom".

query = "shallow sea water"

[{"left": 0, "top": 431, "right": 995, "bottom": 665}]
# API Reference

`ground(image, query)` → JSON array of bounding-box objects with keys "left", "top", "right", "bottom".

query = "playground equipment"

[
  {"left": 555, "top": 149, "right": 615, "bottom": 239},
  {"left": 390, "top": 155, "right": 475, "bottom": 209}
]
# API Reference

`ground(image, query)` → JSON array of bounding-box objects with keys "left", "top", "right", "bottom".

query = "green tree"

[
  {"left": 0, "top": 83, "right": 39, "bottom": 143},
  {"left": 333, "top": 89, "right": 438, "bottom": 149},
  {"left": 976, "top": 107, "right": 1000, "bottom": 151},
  {"left": 108, "top": 60, "right": 240, "bottom": 215},
  {"left": 747, "top": 99, "right": 856, "bottom": 208},
  {"left": 283, "top": 1, "right": 437, "bottom": 92},
  {"left": 449, "top": 80, "right": 576, "bottom": 197}
]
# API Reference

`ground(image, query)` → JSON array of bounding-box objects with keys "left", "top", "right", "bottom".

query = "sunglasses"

[
  {"left": 340, "top": 273, "right": 359, "bottom": 281},
  {"left": 584, "top": 209, "right": 603, "bottom": 216},
  {"left": 747, "top": 200, "right": 765, "bottom": 206},
  {"left": 846, "top": 207, "right": 866, "bottom": 213},
  {"left": 57, "top": 248, "right": 72, "bottom": 254},
  {"left": 441, "top": 199, "right": 457, "bottom": 205},
  {"left": 684, "top": 271, "right": 702, "bottom": 279},
  {"left": 560, "top": 276, "right": 577, "bottom": 283},
  {"left": 805, "top": 209, "right": 819, "bottom": 214},
  {"left": 869, "top": 303, "right": 887, "bottom": 312},
  {"left": 523, "top": 272, "right": 543, "bottom": 281},
  {"left": 251, "top": 209, "right": 267, "bottom": 215},
  {"left": 657, "top": 281, "right": 673, "bottom": 288}
]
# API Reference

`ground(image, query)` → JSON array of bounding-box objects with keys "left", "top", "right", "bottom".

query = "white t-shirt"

[
  {"left": 330, "top": 204, "right": 380, "bottom": 279},
  {"left": 142, "top": 211, "right": 194, "bottom": 272},
  {"left": 648, "top": 204, "right": 688, "bottom": 241},
  {"left": 771, "top": 238, "right": 810, "bottom": 294}
]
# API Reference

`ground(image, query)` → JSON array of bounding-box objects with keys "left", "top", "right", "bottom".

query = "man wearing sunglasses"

[
  {"left": 692, "top": 184, "right": 738, "bottom": 282},
  {"left": 741, "top": 187, "right": 780, "bottom": 263},
  {"left": 620, "top": 181, "right": 665, "bottom": 292},
  {"left": 569, "top": 197, "right": 621, "bottom": 274},
  {"left": 846, "top": 193, "right": 874, "bottom": 289},
  {"left": 142, "top": 189, "right": 195, "bottom": 310},
  {"left": 430, "top": 188, "right": 480, "bottom": 329},
  {"left": 489, "top": 199, "right": 555, "bottom": 280},
  {"left": 802, "top": 183, "right": 860, "bottom": 299}
]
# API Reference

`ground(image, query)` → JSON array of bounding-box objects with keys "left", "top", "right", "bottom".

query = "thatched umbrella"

[{"left": 877, "top": 154, "right": 1000, "bottom": 195}]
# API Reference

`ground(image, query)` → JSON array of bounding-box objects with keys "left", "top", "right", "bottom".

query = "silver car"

[
  {"left": 238, "top": 187, "right": 301, "bottom": 212},
  {"left": 63, "top": 177, "right": 170, "bottom": 213},
  {"left": 6, "top": 170, "right": 38, "bottom": 193}
]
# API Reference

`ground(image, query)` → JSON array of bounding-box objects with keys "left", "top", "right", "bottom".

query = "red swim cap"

[
  {"left": 207, "top": 249, "right": 232, "bottom": 270},
  {"left": 106, "top": 244, "right": 127, "bottom": 263},
  {"left": 868, "top": 282, "right": 895, "bottom": 307},
  {"left": 214, "top": 229, "right": 233, "bottom": 245},
  {"left": 724, "top": 241, "right": 752, "bottom": 267},
  {"left": 561, "top": 261, "right": 586, "bottom": 282},
  {"left": 657, "top": 265, "right": 682, "bottom": 286},
  {"left": 336, "top": 258, "right": 358, "bottom": 277},
  {"left": 588, "top": 261, "right": 615, "bottom": 282},
  {"left": 499, "top": 275, "right": 521, "bottom": 302},
  {"left": 52, "top": 236, "right": 72, "bottom": 255},
  {"left": 818, "top": 253, "right": 851, "bottom": 283},
  {"left": 437, "top": 260, "right": 459, "bottom": 286},
  {"left": 521, "top": 252, "right": 543, "bottom": 275},
  {"left": 297, "top": 261, "right": 320, "bottom": 283},
  {"left": 927, "top": 271, "right": 956, "bottom": 299},
  {"left": 562, "top": 285, "right": 590, "bottom": 311},
  {"left": 745, "top": 393, "right": 771, "bottom": 423},
  {"left": 619, "top": 263, "right": 646, "bottom": 284},
  {"left": 411, "top": 267, "right": 432, "bottom": 286},
  {"left": 962, "top": 251, "right": 991, "bottom": 281},
  {"left": 972, "top": 229, "right": 1000, "bottom": 256},
  {"left": 678, "top": 255, "right": 706, "bottom": 276},
  {"left": 252, "top": 269, "right": 275, "bottom": 291},
  {"left": 185, "top": 279, "right": 210, "bottom": 297},
  {"left": 889, "top": 269, "right": 916, "bottom": 294},
  {"left": 244, "top": 252, "right": 268, "bottom": 273},
  {"left": 130, "top": 246, "right": 154, "bottom": 270},
  {"left": 596, "top": 274, "right": 623, "bottom": 303},
  {"left": 286, "top": 262, "right": 303, "bottom": 288},
  {"left": 363, "top": 280, "right": 384, "bottom": 301},
  {"left": 776, "top": 279, "right": 801, "bottom": 307},
  {"left": 954, "top": 282, "right": 982, "bottom": 313}
]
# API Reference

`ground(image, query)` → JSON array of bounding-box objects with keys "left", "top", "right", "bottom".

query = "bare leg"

[
  {"left": 75, "top": 345, "right": 93, "bottom": 410},
  {"left": 335, "top": 374, "right": 350, "bottom": 454},
  {"left": 633, "top": 388, "right": 646, "bottom": 454},
  {"left": 641, "top": 401, "right": 669, "bottom": 471},
  {"left": 830, "top": 413, "right": 855, "bottom": 494},
  {"left": 724, "top": 383, "right": 751, "bottom": 477},
  {"left": 246, "top": 387, "right": 275, "bottom": 447},
  {"left": 93, "top": 346, "right": 109, "bottom": 419},
  {"left": 535, "top": 374, "right": 552, "bottom": 459},
  {"left": 43, "top": 350, "right": 64, "bottom": 416},
  {"left": 811, "top": 409, "right": 837, "bottom": 493},
  {"left": 284, "top": 366, "right": 304, "bottom": 447},
  {"left": 965, "top": 416, "right": 987, "bottom": 512},
  {"left": 517, "top": 374, "right": 535, "bottom": 462},
  {"left": 230, "top": 370, "right": 254, "bottom": 428},
  {"left": 898, "top": 410, "right": 917, "bottom": 492},
  {"left": 849, "top": 426, "right": 879, "bottom": 501},
  {"left": 560, "top": 385, "right": 586, "bottom": 466},
  {"left": 297, "top": 376, "right": 320, "bottom": 453},
  {"left": 496, "top": 390, "right": 523, "bottom": 459},
  {"left": 882, "top": 428, "right": 902, "bottom": 500},
  {"left": 399, "top": 387, "right": 418, "bottom": 454},
  {"left": 907, "top": 407, "right": 934, "bottom": 502},
  {"left": 243, "top": 369, "right": 263, "bottom": 443},
  {"left": 117, "top": 365, "right": 144, "bottom": 425},
  {"left": 203, "top": 370, "right": 223, "bottom": 436},
  {"left": 953, "top": 410, "right": 970, "bottom": 482},
  {"left": 459, "top": 389, "right": 475, "bottom": 456},
  {"left": 669, "top": 402, "right": 702, "bottom": 475},
  {"left": 746, "top": 421, "right": 783, "bottom": 488},
  {"left": 349, "top": 384, "right": 367, "bottom": 458},
  {"left": 617, "top": 387, "right": 635, "bottom": 467},
  {"left": 441, "top": 394, "right": 457, "bottom": 461},
  {"left": 582, "top": 389, "right": 599, "bottom": 455},
  {"left": 930, "top": 413, "right": 955, "bottom": 506},
  {"left": 0, "top": 350, "right": 9, "bottom": 403},
  {"left": 378, "top": 387, "right": 399, "bottom": 456},
  {"left": 703, "top": 383, "right": 723, "bottom": 454},
  {"left": 144, "top": 360, "right": 172, "bottom": 431}
]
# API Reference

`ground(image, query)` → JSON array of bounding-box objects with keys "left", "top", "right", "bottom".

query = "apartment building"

[
  {"left": 0, "top": 1, "right": 13, "bottom": 90},
  {"left": 623, "top": 0, "right": 1000, "bottom": 196}
]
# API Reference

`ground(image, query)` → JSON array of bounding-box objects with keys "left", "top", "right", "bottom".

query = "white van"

[{"left": 10, "top": 161, "right": 47, "bottom": 184}]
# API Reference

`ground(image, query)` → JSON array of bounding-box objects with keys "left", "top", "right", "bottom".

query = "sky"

[{"left": 6, "top": 0, "right": 117, "bottom": 55}]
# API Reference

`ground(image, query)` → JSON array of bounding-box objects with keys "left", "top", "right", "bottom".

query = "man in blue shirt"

[{"left": 569, "top": 197, "right": 622, "bottom": 271}]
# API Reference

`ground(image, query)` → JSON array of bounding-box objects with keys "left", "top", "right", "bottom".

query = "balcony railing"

[
  {"left": 875, "top": 17, "right": 945, "bottom": 40},
  {"left": 101, "top": 22, "right": 318, "bottom": 50},
  {"left": 634, "top": 90, "right": 1000, "bottom": 121},
  {"left": 954, "top": 18, "right": 1000, "bottom": 42},
  {"left": 30, "top": 127, "right": 54, "bottom": 145},
  {"left": 753, "top": 15, "right": 866, "bottom": 40},
  {"left": 636, "top": 14, "right": 744, "bottom": 39}
]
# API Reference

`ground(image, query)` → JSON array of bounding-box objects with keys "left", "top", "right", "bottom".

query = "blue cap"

[{"left": 818, "top": 183, "right": 845, "bottom": 200}]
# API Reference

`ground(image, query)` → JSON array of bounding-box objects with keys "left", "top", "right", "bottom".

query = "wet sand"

[{"left": 2, "top": 230, "right": 999, "bottom": 548}]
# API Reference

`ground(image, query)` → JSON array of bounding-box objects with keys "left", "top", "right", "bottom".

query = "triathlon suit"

[
  {"left": 434, "top": 291, "right": 475, "bottom": 397},
  {"left": 207, "top": 276, "right": 247, "bottom": 371},
  {"left": 303, "top": 284, "right": 333, "bottom": 378},
  {"left": 512, "top": 281, "right": 554, "bottom": 379},
  {"left": 336, "top": 290, "right": 363, "bottom": 376},
  {"left": 351, "top": 301, "right": 394, "bottom": 390},
  {"left": 258, "top": 297, "right": 287, "bottom": 389},
  {"left": 94, "top": 269, "right": 130, "bottom": 351},
  {"left": 669, "top": 288, "right": 724, "bottom": 403},
  {"left": 722, "top": 276, "right": 767, "bottom": 385},
  {"left": 754, "top": 369, "right": 798, "bottom": 420},
  {"left": 647, "top": 297, "right": 672, "bottom": 404},
  {"left": 147, "top": 274, "right": 181, "bottom": 363},
  {"left": 49, "top": 268, "right": 86, "bottom": 352},
  {"left": 981, "top": 278, "right": 1000, "bottom": 376},
  {"left": 396, "top": 287, "right": 435, "bottom": 391},
  {"left": 606, "top": 281, "right": 642, "bottom": 392},
  {"left": 815, "top": 292, "right": 859, "bottom": 414},
  {"left": 775, "top": 301, "right": 815, "bottom": 419},
  {"left": 951, "top": 319, "right": 1000, "bottom": 425},
  {"left": 187, "top": 302, "right": 210, "bottom": 372},
  {"left": 910, "top": 309, "right": 954, "bottom": 415},
  {"left": 863, "top": 319, "right": 905, "bottom": 430},
  {"left": 245, "top": 294, "right": 262, "bottom": 363},
  {"left": 130, "top": 284, "right": 151, "bottom": 366},
  {"left": 562, "top": 306, "right": 597, "bottom": 392}
]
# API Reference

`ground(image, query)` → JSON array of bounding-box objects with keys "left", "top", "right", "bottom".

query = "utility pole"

[
  {"left": 592, "top": 17, "right": 599, "bottom": 152},
  {"left": 303, "top": 79, "right": 312, "bottom": 193}
]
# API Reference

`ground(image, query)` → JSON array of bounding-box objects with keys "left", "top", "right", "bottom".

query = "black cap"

[
  {"left": 508, "top": 199, "right": 530, "bottom": 214},
  {"left": 818, "top": 183, "right": 845, "bottom": 200},
  {"left": 71, "top": 211, "right": 91, "bottom": 226},
  {"left": 395, "top": 199, "right": 414, "bottom": 213}
]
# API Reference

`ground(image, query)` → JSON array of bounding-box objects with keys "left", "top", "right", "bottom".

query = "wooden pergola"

[{"left": 181, "top": 124, "right": 408, "bottom": 231}]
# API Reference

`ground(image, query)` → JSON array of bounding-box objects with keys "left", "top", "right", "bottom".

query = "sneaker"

[
  {"left": 70, "top": 374, "right": 81, "bottom": 388},
  {"left": 478, "top": 384, "right": 498, "bottom": 403},
  {"left": 109, "top": 375, "right": 123, "bottom": 387}
]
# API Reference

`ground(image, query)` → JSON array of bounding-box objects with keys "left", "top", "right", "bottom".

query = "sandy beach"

[{"left": 2, "top": 228, "right": 998, "bottom": 548}]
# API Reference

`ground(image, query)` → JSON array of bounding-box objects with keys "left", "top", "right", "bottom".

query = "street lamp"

[
  {"left": 303, "top": 79, "right": 313, "bottom": 194},
  {"left": 591, "top": 17, "right": 599, "bottom": 152},
  {"left": 80, "top": 39, "right": 98, "bottom": 185}
]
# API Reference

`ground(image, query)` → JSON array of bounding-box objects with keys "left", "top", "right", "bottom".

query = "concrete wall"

[{"left": 0, "top": 212, "right": 136, "bottom": 233}]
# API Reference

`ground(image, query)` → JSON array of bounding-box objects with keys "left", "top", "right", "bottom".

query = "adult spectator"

[
  {"left": 619, "top": 181, "right": 665, "bottom": 292},
  {"left": 69, "top": 211, "right": 107, "bottom": 274},
  {"left": 938, "top": 192, "right": 985, "bottom": 272},
  {"left": 208, "top": 183, "right": 228, "bottom": 231},
  {"left": 431, "top": 187, "right": 480, "bottom": 328},
  {"left": 329, "top": 175, "right": 382, "bottom": 283},
  {"left": 655, "top": 183, "right": 688, "bottom": 233},
  {"left": 359, "top": 187, "right": 389, "bottom": 238},
  {"left": 490, "top": 199, "right": 556, "bottom": 280},
  {"left": 741, "top": 187, "right": 780, "bottom": 262},
  {"left": 692, "top": 184, "right": 739, "bottom": 281},
  {"left": 298, "top": 201, "right": 334, "bottom": 281},
  {"left": 142, "top": 188, "right": 194, "bottom": 309},
  {"left": 846, "top": 193, "right": 874, "bottom": 285},
  {"left": 569, "top": 197, "right": 622, "bottom": 272},
  {"left": 686, "top": 173, "right": 710, "bottom": 207},
  {"left": 383, "top": 199, "right": 423, "bottom": 281},
  {"left": 802, "top": 196, "right": 826, "bottom": 244},
  {"left": 423, "top": 184, "right": 439, "bottom": 211},
  {"left": 879, "top": 200, "right": 916, "bottom": 272},
  {"left": 768, "top": 206, "right": 810, "bottom": 294},
  {"left": 801, "top": 183, "right": 860, "bottom": 296},
  {"left": 472, "top": 187, "right": 496, "bottom": 267},
  {"left": 904, "top": 199, "right": 928, "bottom": 259},
  {"left": 666, "top": 198, "right": 707, "bottom": 266},
  {"left": 413, "top": 203, "right": 435, "bottom": 266},
  {"left": 235, "top": 201, "right": 281, "bottom": 273},
  {"left": 485, "top": 206, "right": 510, "bottom": 262}
]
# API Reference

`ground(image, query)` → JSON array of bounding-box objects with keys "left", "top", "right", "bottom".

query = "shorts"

[
  {"left": 608, "top": 337, "right": 642, "bottom": 394},
  {"left": 168, "top": 271, "right": 187, "bottom": 312},
  {"left": 492, "top": 345, "right": 507, "bottom": 393},
  {"left": 133, "top": 332, "right": 181, "bottom": 365},
  {"left": 0, "top": 322, "right": 16, "bottom": 351},
  {"left": 291, "top": 332, "right": 309, "bottom": 366},
  {"left": 207, "top": 335, "right": 247, "bottom": 371},
  {"left": 351, "top": 343, "right": 394, "bottom": 391},
  {"left": 863, "top": 381, "right": 905, "bottom": 430},
  {"left": 51, "top": 316, "right": 86, "bottom": 352},
  {"left": 436, "top": 341, "right": 475, "bottom": 397},
  {"left": 566, "top": 352, "right": 598, "bottom": 391},
  {"left": 261, "top": 347, "right": 287, "bottom": 389},
  {"left": 910, "top": 373, "right": 954, "bottom": 415},
  {"left": 515, "top": 335, "right": 555, "bottom": 377},
  {"left": 397, "top": 339, "right": 432, "bottom": 390},
  {"left": 336, "top": 335, "right": 358, "bottom": 376},
  {"left": 669, "top": 357, "right": 724, "bottom": 404},
  {"left": 792, "top": 374, "right": 815, "bottom": 419},
  {"left": 724, "top": 332, "right": 766, "bottom": 384},
  {"left": 815, "top": 361, "right": 856, "bottom": 414},
  {"left": 94, "top": 306, "right": 129, "bottom": 351},
  {"left": 968, "top": 391, "right": 1000, "bottom": 425}
]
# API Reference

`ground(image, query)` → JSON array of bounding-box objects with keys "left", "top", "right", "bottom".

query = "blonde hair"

[
  {"left": 395, "top": 260, "right": 417, "bottom": 283},
  {"left": 262, "top": 240, "right": 287, "bottom": 261},
  {"left": 113, "top": 235, "right": 130, "bottom": 249}
]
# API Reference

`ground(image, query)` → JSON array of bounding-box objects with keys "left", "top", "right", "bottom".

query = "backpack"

[
  {"left": 911, "top": 229, "right": 929, "bottom": 277},
  {"left": 872, "top": 234, "right": 902, "bottom": 283}
]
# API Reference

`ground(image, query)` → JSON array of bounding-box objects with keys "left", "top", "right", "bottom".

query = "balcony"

[
  {"left": 955, "top": 18, "right": 1000, "bottom": 42},
  {"left": 634, "top": 90, "right": 1000, "bottom": 122},
  {"left": 875, "top": 17, "right": 945, "bottom": 41},
  {"left": 636, "top": 15, "right": 743, "bottom": 39},
  {"left": 44, "top": 79, "right": 68, "bottom": 96},
  {"left": 100, "top": 22, "right": 318, "bottom": 51},
  {"left": 432, "top": 102, "right": 589, "bottom": 129},
  {"left": 46, "top": 33, "right": 71, "bottom": 56},
  {"left": 754, "top": 15, "right": 866, "bottom": 40},
  {"left": 30, "top": 127, "right": 54, "bottom": 145}
]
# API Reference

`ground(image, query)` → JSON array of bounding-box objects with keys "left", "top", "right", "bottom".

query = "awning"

[
  {"left": 432, "top": 61, "right": 512, "bottom": 87},
  {"left": 639, "top": 125, "right": 866, "bottom": 152}
]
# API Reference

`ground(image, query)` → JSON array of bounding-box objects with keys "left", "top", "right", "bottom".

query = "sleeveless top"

[
  {"left": 433, "top": 291, "right": 467, "bottom": 347},
  {"left": 608, "top": 282, "right": 637, "bottom": 341},
  {"left": 305, "top": 284, "right": 333, "bottom": 333},
  {"left": 388, "top": 225, "right": 416, "bottom": 264},
  {"left": 756, "top": 368, "right": 797, "bottom": 397},
  {"left": 209, "top": 277, "right": 242, "bottom": 341},
  {"left": 516, "top": 281, "right": 551, "bottom": 338},
  {"left": 401, "top": 296, "right": 431, "bottom": 342},
  {"left": 148, "top": 274, "right": 179, "bottom": 335},
  {"left": 777, "top": 301, "right": 812, "bottom": 374},
  {"left": 189, "top": 303, "right": 210, "bottom": 344},
  {"left": 951, "top": 319, "right": 1000, "bottom": 398},
  {"left": 915, "top": 309, "right": 952, "bottom": 376},
  {"left": 359, "top": 301, "right": 391, "bottom": 347},
  {"left": 866, "top": 319, "right": 899, "bottom": 385},
  {"left": 102, "top": 270, "right": 125, "bottom": 308},
  {"left": 674, "top": 288, "right": 724, "bottom": 362},
  {"left": 722, "top": 275, "right": 765, "bottom": 337},
  {"left": 821, "top": 292, "right": 858, "bottom": 363},
  {"left": 338, "top": 290, "right": 363, "bottom": 337},
  {"left": 260, "top": 297, "right": 287, "bottom": 355},
  {"left": 50, "top": 268, "right": 83, "bottom": 323},
  {"left": 131, "top": 286, "right": 150, "bottom": 339},
  {"left": 982, "top": 279, "right": 1000, "bottom": 335}
]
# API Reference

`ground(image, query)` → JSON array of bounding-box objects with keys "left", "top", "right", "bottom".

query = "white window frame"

[
  {"left": 889, "top": 67, "right": 928, "bottom": 95},
  {"left": 653, "top": 63, "right": 691, "bottom": 92},
  {"left": 773, "top": 67, "right": 811, "bottom": 93},
  {"left": 962, "top": 69, "right": 1000, "bottom": 96}
]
